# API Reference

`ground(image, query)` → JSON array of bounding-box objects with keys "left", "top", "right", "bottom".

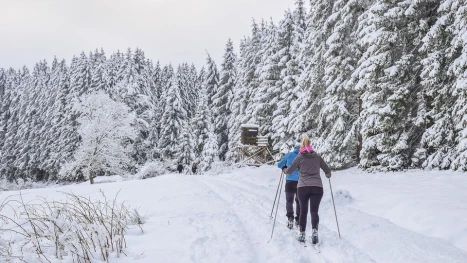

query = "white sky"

[{"left": 0, "top": 0, "right": 298, "bottom": 70}]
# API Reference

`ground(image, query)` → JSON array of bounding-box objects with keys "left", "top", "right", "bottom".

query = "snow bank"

[
  {"left": 133, "top": 161, "right": 168, "bottom": 179},
  {"left": 93, "top": 174, "right": 125, "bottom": 183},
  {"left": 328, "top": 188, "right": 354, "bottom": 206}
]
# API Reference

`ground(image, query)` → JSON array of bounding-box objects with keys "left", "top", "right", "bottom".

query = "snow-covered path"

[{"left": 1, "top": 166, "right": 466, "bottom": 263}]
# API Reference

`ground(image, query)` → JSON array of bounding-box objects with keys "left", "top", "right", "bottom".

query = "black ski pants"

[
  {"left": 297, "top": 186, "right": 323, "bottom": 231},
  {"left": 285, "top": 180, "right": 300, "bottom": 221}
]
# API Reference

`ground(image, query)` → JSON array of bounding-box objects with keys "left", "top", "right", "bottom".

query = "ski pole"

[
  {"left": 270, "top": 171, "right": 285, "bottom": 218},
  {"left": 329, "top": 178, "right": 341, "bottom": 239},
  {"left": 269, "top": 173, "right": 285, "bottom": 242}
]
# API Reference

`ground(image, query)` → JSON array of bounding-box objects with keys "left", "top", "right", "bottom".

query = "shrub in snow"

[
  {"left": 134, "top": 161, "right": 167, "bottom": 179},
  {"left": 0, "top": 191, "right": 143, "bottom": 262},
  {"left": 59, "top": 92, "right": 138, "bottom": 184}
]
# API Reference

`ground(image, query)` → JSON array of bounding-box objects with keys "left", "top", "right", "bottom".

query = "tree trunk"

[{"left": 89, "top": 170, "right": 94, "bottom": 184}]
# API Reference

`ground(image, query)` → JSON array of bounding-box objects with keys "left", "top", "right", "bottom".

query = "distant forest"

[{"left": 0, "top": 0, "right": 466, "bottom": 182}]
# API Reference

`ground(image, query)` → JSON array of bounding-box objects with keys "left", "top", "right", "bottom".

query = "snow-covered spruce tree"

[
  {"left": 449, "top": 1, "right": 467, "bottom": 171},
  {"left": 5, "top": 68, "right": 31, "bottom": 181},
  {"left": 179, "top": 124, "right": 195, "bottom": 165},
  {"left": 294, "top": 0, "right": 307, "bottom": 35},
  {"left": 26, "top": 61, "right": 51, "bottom": 180},
  {"left": 45, "top": 59, "right": 70, "bottom": 179},
  {"left": 89, "top": 49, "right": 107, "bottom": 93},
  {"left": 0, "top": 68, "right": 5, "bottom": 166},
  {"left": 204, "top": 53, "right": 219, "bottom": 107},
  {"left": 212, "top": 39, "right": 237, "bottom": 160},
  {"left": 147, "top": 61, "right": 163, "bottom": 153},
  {"left": 192, "top": 77, "right": 211, "bottom": 158},
  {"left": 271, "top": 10, "right": 303, "bottom": 153},
  {"left": 242, "top": 20, "right": 264, "bottom": 125},
  {"left": 115, "top": 48, "right": 155, "bottom": 165},
  {"left": 0, "top": 69, "right": 19, "bottom": 180},
  {"left": 416, "top": 0, "right": 457, "bottom": 169},
  {"left": 226, "top": 38, "right": 253, "bottom": 161},
  {"left": 177, "top": 63, "right": 196, "bottom": 120},
  {"left": 70, "top": 52, "right": 91, "bottom": 96},
  {"left": 348, "top": 0, "right": 437, "bottom": 170},
  {"left": 54, "top": 56, "right": 82, "bottom": 179},
  {"left": 251, "top": 19, "right": 280, "bottom": 139},
  {"left": 200, "top": 120, "right": 219, "bottom": 172},
  {"left": 0, "top": 68, "right": 5, "bottom": 110},
  {"left": 158, "top": 74, "right": 186, "bottom": 160},
  {"left": 349, "top": 1, "right": 401, "bottom": 169},
  {"left": 33, "top": 59, "right": 62, "bottom": 180},
  {"left": 314, "top": 0, "right": 369, "bottom": 169},
  {"left": 151, "top": 64, "right": 174, "bottom": 159},
  {"left": 175, "top": 64, "right": 197, "bottom": 164},
  {"left": 105, "top": 51, "right": 123, "bottom": 94},
  {"left": 290, "top": 0, "right": 335, "bottom": 143},
  {"left": 0, "top": 68, "right": 6, "bottom": 169},
  {"left": 188, "top": 64, "right": 200, "bottom": 114},
  {"left": 151, "top": 61, "right": 163, "bottom": 101},
  {"left": 60, "top": 92, "right": 137, "bottom": 184}
]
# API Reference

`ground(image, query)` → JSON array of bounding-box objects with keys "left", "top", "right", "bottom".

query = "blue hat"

[{"left": 295, "top": 139, "right": 301, "bottom": 147}]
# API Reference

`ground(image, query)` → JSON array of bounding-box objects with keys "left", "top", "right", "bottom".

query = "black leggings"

[
  {"left": 297, "top": 186, "right": 323, "bottom": 232},
  {"left": 284, "top": 180, "right": 300, "bottom": 220}
]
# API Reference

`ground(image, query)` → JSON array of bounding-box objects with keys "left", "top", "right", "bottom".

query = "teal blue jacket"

[{"left": 277, "top": 146, "right": 300, "bottom": 181}]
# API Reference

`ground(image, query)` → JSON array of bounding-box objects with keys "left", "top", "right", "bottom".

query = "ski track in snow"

[
  {"left": 193, "top": 169, "right": 467, "bottom": 263},
  {"left": 188, "top": 177, "right": 258, "bottom": 263},
  {"left": 202, "top": 175, "right": 375, "bottom": 263}
]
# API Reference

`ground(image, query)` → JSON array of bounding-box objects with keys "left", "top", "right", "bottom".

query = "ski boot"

[
  {"left": 311, "top": 228, "right": 319, "bottom": 245},
  {"left": 287, "top": 218, "right": 294, "bottom": 230},
  {"left": 297, "top": 231, "right": 306, "bottom": 243}
]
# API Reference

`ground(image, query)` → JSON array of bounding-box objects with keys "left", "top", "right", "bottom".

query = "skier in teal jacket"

[{"left": 277, "top": 140, "right": 301, "bottom": 229}]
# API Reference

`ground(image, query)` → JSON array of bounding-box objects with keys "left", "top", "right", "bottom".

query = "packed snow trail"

[{"left": 1, "top": 165, "right": 467, "bottom": 262}]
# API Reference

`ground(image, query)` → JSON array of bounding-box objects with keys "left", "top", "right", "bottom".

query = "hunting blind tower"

[{"left": 236, "top": 124, "right": 275, "bottom": 166}]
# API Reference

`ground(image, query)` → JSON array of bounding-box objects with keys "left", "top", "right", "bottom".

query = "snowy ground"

[{"left": 1, "top": 165, "right": 466, "bottom": 262}]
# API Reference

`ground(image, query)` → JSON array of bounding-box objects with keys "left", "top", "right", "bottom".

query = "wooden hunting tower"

[
  {"left": 236, "top": 124, "right": 275, "bottom": 166},
  {"left": 241, "top": 124, "right": 259, "bottom": 145}
]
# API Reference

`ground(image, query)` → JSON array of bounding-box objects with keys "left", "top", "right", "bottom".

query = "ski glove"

[
  {"left": 325, "top": 173, "right": 331, "bottom": 178},
  {"left": 282, "top": 165, "right": 288, "bottom": 173}
]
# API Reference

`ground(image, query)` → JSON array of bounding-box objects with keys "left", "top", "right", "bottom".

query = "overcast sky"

[{"left": 1, "top": 0, "right": 299, "bottom": 70}]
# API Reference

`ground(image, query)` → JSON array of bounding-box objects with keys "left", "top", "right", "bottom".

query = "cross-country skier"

[
  {"left": 284, "top": 135, "right": 331, "bottom": 245},
  {"left": 177, "top": 163, "right": 184, "bottom": 174},
  {"left": 277, "top": 140, "right": 301, "bottom": 229}
]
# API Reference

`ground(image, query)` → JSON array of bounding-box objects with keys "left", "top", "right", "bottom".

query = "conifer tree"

[
  {"left": 204, "top": 53, "right": 219, "bottom": 107},
  {"left": 314, "top": 0, "right": 368, "bottom": 169},
  {"left": 271, "top": 10, "right": 302, "bottom": 153},
  {"left": 449, "top": 1, "right": 467, "bottom": 171},
  {"left": 251, "top": 20, "right": 280, "bottom": 138},
  {"left": 290, "top": 0, "right": 335, "bottom": 143},
  {"left": 158, "top": 74, "right": 185, "bottom": 159},
  {"left": 213, "top": 39, "right": 237, "bottom": 160}
]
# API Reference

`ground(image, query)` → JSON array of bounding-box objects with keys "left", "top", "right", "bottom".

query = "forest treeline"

[{"left": 0, "top": 0, "right": 466, "bottom": 182}]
